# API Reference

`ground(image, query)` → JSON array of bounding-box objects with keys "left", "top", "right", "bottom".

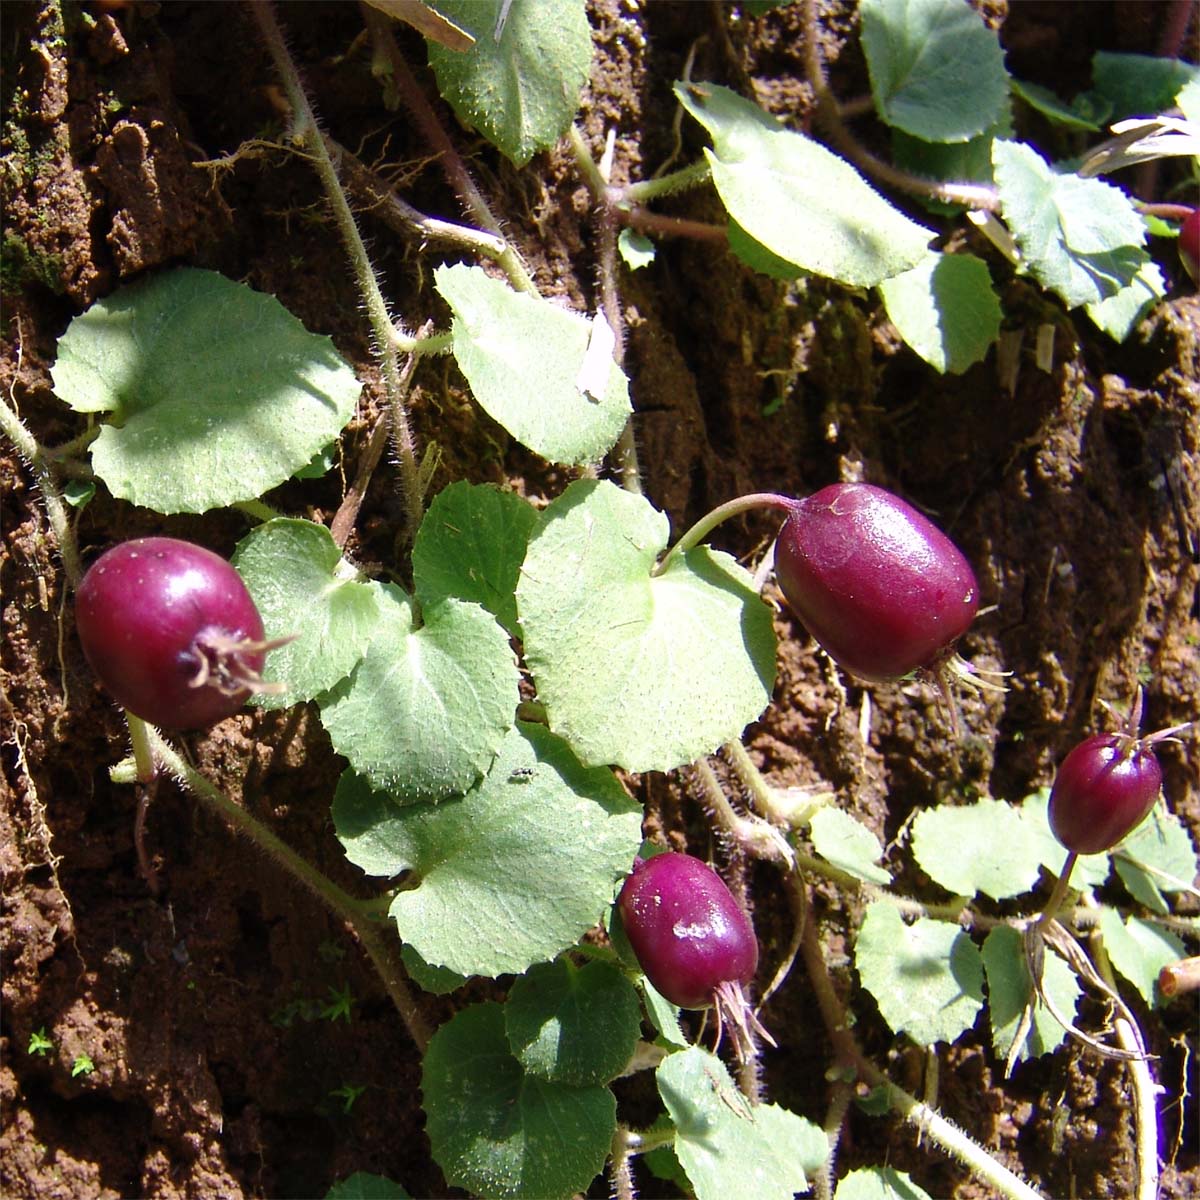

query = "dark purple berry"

[
  {"left": 76, "top": 537, "right": 278, "bottom": 729},
  {"left": 618, "top": 852, "right": 772, "bottom": 1060},
  {"left": 1048, "top": 734, "right": 1163, "bottom": 855},
  {"left": 774, "top": 482, "right": 979, "bottom": 682}
]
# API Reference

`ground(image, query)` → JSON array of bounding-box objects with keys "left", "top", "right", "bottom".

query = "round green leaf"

[
  {"left": 1098, "top": 909, "right": 1185, "bottom": 1008},
  {"left": 50, "top": 268, "right": 359, "bottom": 514},
  {"left": 834, "top": 1167, "right": 932, "bottom": 1200},
  {"left": 809, "top": 807, "right": 891, "bottom": 885},
  {"left": 426, "top": 0, "right": 592, "bottom": 166},
  {"left": 232, "top": 518, "right": 386, "bottom": 708},
  {"left": 657, "top": 1048, "right": 824, "bottom": 1200},
  {"left": 412, "top": 481, "right": 537, "bottom": 637},
  {"left": 676, "top": 83, "right": 932, "bottom": 287},
  {"left": 910, "top": 797, "right": 1044, "bottom": 901},
  {"left": 505, "top": 959, "right": 641, "bottom": 1087},
  {"left": 854, "top": 902, "right": 984, "bottom": 1047},
  {"left": 332, "top": 724, "right": 644, "bottom": 977},
  {"left": 1113, "top": 804, "right": 1199, "bottom": 915},
  {"left": 516, "top": 480, "right": 776, "bottom": 772},
  {"left": 318, "top": 585, "right": 518, "bottom": 799},
  {"left": 325, "top": 1174, "right": 410, "bottom": 1200},
  {"left": 422, "top": 1002, "right": 616, "bottom": 1200},
  {"left": 861, "top": 0, "right": 1009, "bottom": 143},
  {"left": 436, "top": 264, "right": 631, "bottom": 466},
  {"left": 879, "top": 252, "right": 1002, "bottom": 374},
  {"left": 981, "top": 925, "right": 1079, "bottom": 1065},
  {"left": 992, "top": 139, "right": 1148, "bottom": 309}
]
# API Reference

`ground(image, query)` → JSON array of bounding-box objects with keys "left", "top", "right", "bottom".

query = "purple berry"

[
  {"left": 618, "top": 852, "right": 772, "bottom": 1059},
  {"left": 774, "top": 482, "right": 979, "bottom": 682},
  {"left": 76, "top": 537, "right": 277, "bottom": 729},
  {"left": 1048, "top": 733, "right": 1163, "bottom": 855}
]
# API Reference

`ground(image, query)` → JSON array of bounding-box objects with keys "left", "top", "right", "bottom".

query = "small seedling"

[
  {"left": 321, "top": 982, "right": 356, "bottom": 1024},
  {"left": 618, "top": 852, "right": 773, "bottom": 1061},
  {"left": 330, "top": 1082, "right": 366, "bottom": 1115},
  {"left": 27, "top": 1028, "right": 53, "bottom": 1057},
  {"left": 75, "top": 537, "right": 287, "bottom": 729},
  {"left": 71, "top": 1054, "right": 95, "bottom": 1078}
]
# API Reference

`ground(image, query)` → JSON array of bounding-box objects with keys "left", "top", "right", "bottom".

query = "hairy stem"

[
  {"left": 799, "top": 910, "right": 1047, "bottom": 1200},
  {"left": 145, "top": 726, "right": 431, "bottom": 1050},
  {"left": 800, "top": 0, "right": 1000, "bottom": 212},
  {"left": 568, "top": 126, "right": 644, "bottom": 494},
  {"left": 366, "top": 9, "right": 537, "bottom": 295},
  {"left": 0, "top": 399, "right": 83, "bottom": 586},
  {"left": 1087, "top": 923, "right": 1161, "bottom": 1200},
  {"left": 251, "top": 1, "right": 425, "bottom": 544}
]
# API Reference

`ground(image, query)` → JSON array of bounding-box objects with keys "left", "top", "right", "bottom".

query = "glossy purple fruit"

[
  {"left": 618, "top": 852, "right": 759, "bottom": 1010},
  {"left": 1048, "top": 734, "right": 1163, "bottom": 855},
  {"left": 774, "top": 482, "right": 979, "bottom": 682},
  {"left": 76, "top": 537, "right": 274, "bottom": 729}
]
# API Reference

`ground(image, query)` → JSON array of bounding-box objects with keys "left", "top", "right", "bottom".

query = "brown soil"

[{"left": 2, "top": 2, "right": 1198, "bottom": 1198}]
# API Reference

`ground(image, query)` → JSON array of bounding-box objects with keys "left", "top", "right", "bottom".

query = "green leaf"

[
  {"left": 1098, "top": 909, "right": 1185, "bottom": 1008},
  {"left": 878, "top": 252, "right": 1002, "bottom": 374},
  {"left": 412, "top": 481, "right": 537, "bottom": 638},
  {"left": 1092, "top": 52, "right": 1200, "bottom": 121},
  {"left": 425, "top": 0, "right": 591, "bottom": 166},
  {"left": 834, "top": 1166, "right": 933, "bottom": 1200},
  {"left": 332, "top": 724, "right": 643, "bottom": 977},
  {"left": 676, "top": 82, "right": 932, "bottom": 286},
  {"left": 992, "top": 139, "right": 1148, "bottom": 309},
  {"left": 422, "top": 1002, "right": 616, "bottom": 1200},
  {"left": 1113, "top": 805, "right": 1199, "bottom": 915},
  {"left": 505, "top": 959, "right": 641, "bottom": 1087},
  {"left": 435, "top": 264, "right": 631, "bottom": 466},
  {"left": 617, "top": 229, "right": 657, "bottom": 271},
  {"left": 318, "top": 585, "right": 518, "bottom": 799},
  {"left": 1085, "top": 259, "right": 1167, "bottom": 342},
  {"left": 516, "top": 479, "right": 776, "bottom": 771},
  {"left": 325, "top": 1172, "right": 411, "bottom": 1200},
  {"left": 401, "top": 943, "right": 469, "bottom": 995},
  {"left": 981, "top": 925, "right": 1079, "bottom": 1065},
  {"left": 1019, "top": 790, "right": 1111, "bottom": 888},
  {"left": 1010, "top": 79, "right": 1108, "bottom": 132},
  {"left": 232, "top": 519, "right": 386, "bottom": 709},
  {"left": 657, "top": 1048, "right": 823, "bottom": 1200},
  {"left": 809, "top": 807, "right": 891, "bottom": 885},
  {"left": 50, "top": 268, "right": 359, "bottom": 514},
  {"left": 860, "top": 0, "right": 1008, "bottom": 143},
  {"left": 911, "top": 798, "right": 1044, "bottom": 900},
  {"left": 854, "top": 902, "right": 985, "bottom": 1046}
]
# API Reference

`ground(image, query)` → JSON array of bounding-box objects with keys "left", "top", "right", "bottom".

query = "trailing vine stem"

[
  {"left": 251, "top": 1, "right": 425, "bottom": 545},
  {"left": 798, "top": 905, "right": 1048, "bottom": 1200},
  {"left": 0, "top": 397, "right": 83, "bottom": 587},
  {"left": 136, "top": 724, "right": 432, "bottom": 1052},
  {"left": 364, "top": 7, "right": 538, "bottom": 296},
  {"left": 1084, "top": 910, "right": 1161, "bottom": 1200},
  {"left": 799, "top": 0, "right": 1001, "bottom": 213}
]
